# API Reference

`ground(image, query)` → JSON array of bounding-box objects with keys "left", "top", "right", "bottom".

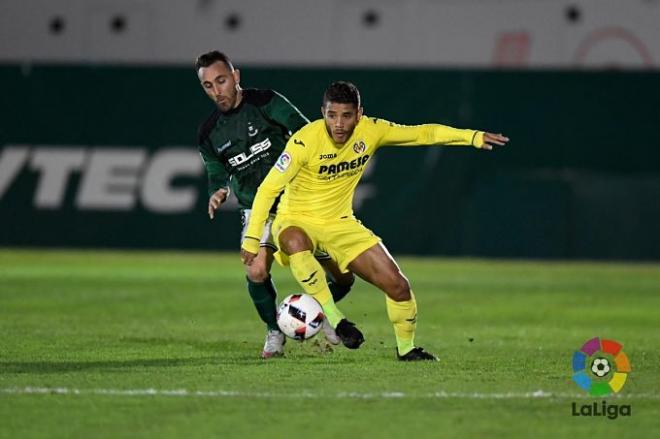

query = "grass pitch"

[{"left": 1, "top": 249, "right": 659, "bottom": 438}]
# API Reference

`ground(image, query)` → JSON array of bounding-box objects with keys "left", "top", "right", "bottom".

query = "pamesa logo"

[{"left": 571, "top": 337, "right": 632, "bottom": 419}]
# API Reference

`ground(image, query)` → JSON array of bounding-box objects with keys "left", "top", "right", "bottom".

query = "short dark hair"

[
  {"left": 323, "top": 81, "right": 361, "bottom": 108},
  {"left": 195, "top": 50, "right": 234, "bottom": 71}
]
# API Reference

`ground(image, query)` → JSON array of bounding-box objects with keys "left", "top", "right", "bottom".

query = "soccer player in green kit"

[{"left": 195, "top": 51, "right": 354, "bottom": 358}]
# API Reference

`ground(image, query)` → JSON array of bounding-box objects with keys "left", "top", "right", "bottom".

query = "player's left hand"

[
  {"left": 481, "top": 132, "right": 510, "bottom": 150},
  {"left": 240, "top": 248, "right": 257, "bottom": 266},
  {"left": 208, "top": 188, "right": 229, "bottom": 219}
]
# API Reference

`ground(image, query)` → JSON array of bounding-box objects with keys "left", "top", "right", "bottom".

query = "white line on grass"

[{"left": 2, "top": 387, "right": 659, "bottom": 400}]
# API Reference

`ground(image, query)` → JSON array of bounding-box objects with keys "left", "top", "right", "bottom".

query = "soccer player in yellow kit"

[{"left": 241, "top": 81, "right": 509, "bottom": 361}]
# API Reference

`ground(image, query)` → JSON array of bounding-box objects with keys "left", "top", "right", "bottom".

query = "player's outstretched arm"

[
  {"left": 208, "top": 187, "right": 229, "bottom": 219},
  {"left": 480, "top": 132, "right": 510, "bottom": 151},
  {"left": 374, "top": 117, "right": 509, "bottom": 150}
]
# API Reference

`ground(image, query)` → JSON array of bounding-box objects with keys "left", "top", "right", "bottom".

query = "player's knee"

[
  {"left": 278, "top": 227, "right": 313, "bottom": 255},
  {"left": 334, "top": 271, "right": 355, "bottom": 287},
  {"left": 246, "top": 263, "right": 269, "bottom": 283},
  {"left": 388, "top": 275, "right": 411, "bottom": 302}
]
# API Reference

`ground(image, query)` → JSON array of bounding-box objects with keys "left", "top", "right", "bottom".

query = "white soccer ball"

[
  {"left": 591, "top": 358, "right": 611, "bottom": 377},
  {"left": 277, "top": 294, "right": 324, "bottom": 340}
]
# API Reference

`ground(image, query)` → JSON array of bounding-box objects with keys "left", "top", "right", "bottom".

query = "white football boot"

[
  {"left": 261, "top": 329, "right": 285, "bottom": 359},
  {"left": 321, "top": 317, "right": 341, "bottom": 345}
]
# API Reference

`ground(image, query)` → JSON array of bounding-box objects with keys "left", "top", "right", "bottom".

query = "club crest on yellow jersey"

[{"left": 353, "top": 140, "right": 367, "bottom": 154}]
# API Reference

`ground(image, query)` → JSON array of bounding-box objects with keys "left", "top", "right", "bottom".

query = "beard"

[{"left": 215, "top": 91, "right": 238, "bottom": 113}]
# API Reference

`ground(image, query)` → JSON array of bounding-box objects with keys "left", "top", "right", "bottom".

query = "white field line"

[{"left": 1, "top": 387, "right": 659, "bottom": 400}]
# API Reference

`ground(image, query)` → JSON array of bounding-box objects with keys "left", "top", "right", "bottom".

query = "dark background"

[{"left": 1, "top": 64, "right": 659, "bottom": 260}]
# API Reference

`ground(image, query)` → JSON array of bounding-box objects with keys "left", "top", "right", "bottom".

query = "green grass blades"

[{"left": 1, "top": 249, "right": 659, "bottom": 438}]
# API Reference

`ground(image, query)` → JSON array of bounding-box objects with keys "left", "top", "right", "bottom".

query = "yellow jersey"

[{"left": 242, "top": 116, "right": 484, "bottom": 253}]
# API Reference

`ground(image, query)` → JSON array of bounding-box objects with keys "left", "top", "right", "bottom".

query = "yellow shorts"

[{"left": 272, "top": 214, "right": 381, "bottom": 273}]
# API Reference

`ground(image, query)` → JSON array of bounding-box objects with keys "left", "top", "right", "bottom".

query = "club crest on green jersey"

[{"left": 247, "top": 122, "right": 259, "bottom": 137}]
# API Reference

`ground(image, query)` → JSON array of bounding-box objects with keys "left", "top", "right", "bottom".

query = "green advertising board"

[{"left": 1, "top": 64, "right": 659, "bottom": 259}]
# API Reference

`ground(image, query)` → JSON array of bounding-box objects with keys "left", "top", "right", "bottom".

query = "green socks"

[{"left": 246, "top": 275, "right": 279, "bottom": 331}]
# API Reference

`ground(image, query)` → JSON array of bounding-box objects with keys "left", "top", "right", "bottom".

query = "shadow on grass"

[
  {"left": 119, "top": 336, "right": 223, "bottom": 352},
  {"left": 0, "top": 357, "right": 219, "bottom": 373},
  {"left": 117, "top": 336, "right": 367, "bottom": 364},
  {"left": 1, "top": 341, "right": 365, "bottom": 373},
  {"left": 1, "top": 355, "right": 363, "bottom": 373}
]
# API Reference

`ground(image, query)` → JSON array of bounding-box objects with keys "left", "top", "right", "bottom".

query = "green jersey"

[{"left": 197, "top": 88, "right": 309, "bottom": 210}]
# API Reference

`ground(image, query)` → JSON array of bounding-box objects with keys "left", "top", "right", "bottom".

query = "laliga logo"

[
  {"left": 572, "top": 337, "right": 631, "bottom": 395},
  {"left": 274, "top": 152, "right": 291, "bottom": 172},
  {"left": 571, "top": 337, "right": 632, "bottom": 419}
]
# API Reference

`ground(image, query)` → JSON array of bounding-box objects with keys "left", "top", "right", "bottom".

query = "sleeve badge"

[{"left": 274, "top": 152, "right": 292, "bottom": 172}]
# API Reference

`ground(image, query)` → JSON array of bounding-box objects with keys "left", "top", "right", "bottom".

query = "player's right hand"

[
  {"left": 240, "top": 248, "right": 257, "bottom": 266},
  {"left": 481, "top": 132, "right": 510, "bottom": 150},
  {"left": 208, "top": 188, "right": 228, "bottom": 219}
]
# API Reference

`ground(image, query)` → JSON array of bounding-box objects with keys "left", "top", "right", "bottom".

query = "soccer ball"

[
  {"left": 277, "top": 294, "right": 324, "bottom": 340},
  {"left": 591, "top": 357, "right": 611, "bottom": 377}
]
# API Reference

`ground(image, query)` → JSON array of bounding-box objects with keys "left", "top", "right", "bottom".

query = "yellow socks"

[
  {"left": 289, "top": 251, "right": 345, "bottom": 327},
  {"left": 386, "top": 292, "right": 417, "bottom": 355},
  {"left": 289, "top": 249, "right": 418, "bottom": 351}
]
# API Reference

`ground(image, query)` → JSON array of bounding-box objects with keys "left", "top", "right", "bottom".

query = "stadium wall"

[
  {"left": 1, "top": 0, "right": 659, "bottom": 69},
  {"left": 1, "top": 65, "right": 659, "bottom": 260}
]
